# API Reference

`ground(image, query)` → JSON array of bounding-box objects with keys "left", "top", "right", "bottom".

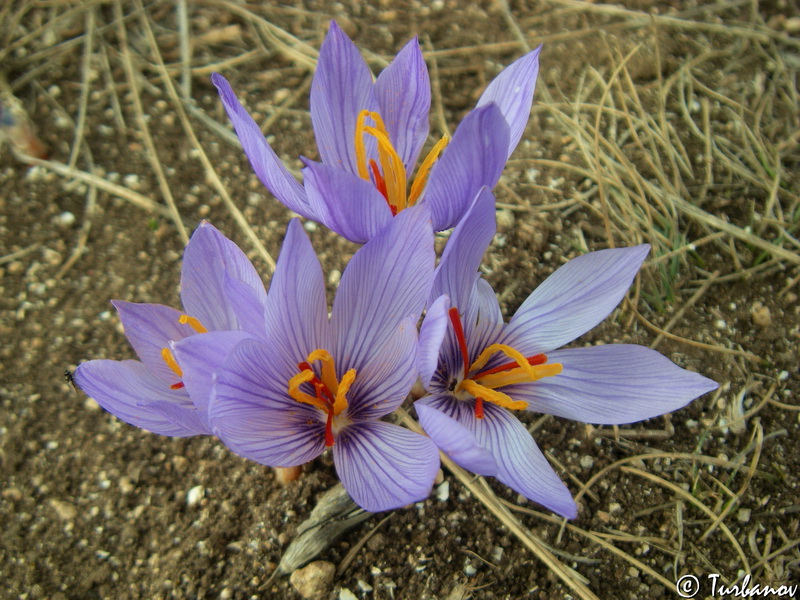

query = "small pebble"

[
  {"left": 338, "top": 589, "right": 357, "bottom": 600},
  {"left": 750, "top": 303, "right": 772, "bottom": 328},
  {"left": 290, "top": 561, "right": 335, "bottom": 600},
  {"left": 737, "top": 508, "right": 751, "bottom": 523},
  {"left": 357, "top": 580, "right": 373, "bottom": 592},
  {"left": 55, "top": 211, "right": 76, "bottom": 228},
  {"left": 186, "top": 485, "right": 204, "bottom": 507},
  {"left": 435, "top": 480, "right": 450, "bottom": 502},
  {"left": 579, "top": 455, "right": 595, "bottom": 469},
  {"left": 49, "top": 499, "right": 77, "bottom": 520}
]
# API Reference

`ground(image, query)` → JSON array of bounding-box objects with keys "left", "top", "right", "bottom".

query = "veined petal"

[
  {"left": 331, "top": 205, "right": 434, "bottom": 369},
  {"left": 508, "top": 344, "right": 718, "bottom": 424},
  {"left": 416, "top": 398, "right": 497, "bottom": 476},
  {"left": 111, "top": 300, "right": 197, "bottom": 384},
  {"left": 181, "top": 221, "right": 268, "bottom": 332},
  {"left": 263, "top": 219, "right": 332, "bottom": 376},
  {"left": 430, "top": 186, "right": 495, "bottom": 310},
  {"left": 374, "top": 36, "right": 431, "bottom": 171},
  {"left": 347, "top": 317, "right": 419, "bottom": 421},
  {"left": 74, "top": 359, "right": 205, "bottom": 437},
  {"left": 418, "top": 295, "right": 449, "bottom": 388},
  {"left": 212, "top": 73, "right": 310, "bottom": 216},
  {"left": 424, "top": 104, "right": 509, "bottom": 231},
  {"left": 171, "top": 330, "right": 252, "bottom": 425},
  {"left": 464, "top": 278, "right": 504, "bottom": 363},
  {"left": 333, "top": 421, "right": 440, "bottom": 512},
  {"left": 221, "top": 272, "right": 267, "bottom": 338},
  {"left": 311, "top": 21, "right": 378, "bottom": 174},
  {"left": 502, "top": 245, "right": 651, "bottom": 355},
  {"left": 476, "top": 46, "right": 542, "bottom": 158},
  {"left": 477, "top": 403, "right": 577, "bottom": 518},
  {"left": 302, "top": 159, "right": 393, "bottom": 244},
  {"left": 210, "top": 338, "right": 326, "bottom": 467}
]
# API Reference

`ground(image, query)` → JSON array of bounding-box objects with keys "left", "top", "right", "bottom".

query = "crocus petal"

[
  {"left": 415, "top": 398, "right": 497, "bottom": 476},
  {"left": 171, "top": 330, "right": 252, "bottom": 425},
  {"left": 302, "top": 159, "right": 393, "bottom": 244},
  {"left": 74, "top": 359, "right": 204, "bottom": 437},
  {"left": 476, "top": 46, "right": 542, "bottom": 158},
  {"left": 310, "top": 21, "right": 378, "bottom": 174},
  {"left": 221, "top": 272, "right": 267, "bottom": 338},
  {"left": 430, "top": 186, "right": 496, "bottom": 310},
  {"left": 210, "top": 338, "right": 326, "bottom": 467},
  {"left": 418, "top": 295, "right": 449, "bottom": 388},
  {"left": 212, "top": 73, "right": 310, "bottom": 216},
  {"left": 423, "top": 104, "right": 509, "bottom": 231},
  {"left": 263, "top": 219, "right": 332, "bottom": 375},
  {"left": 333, "top": 421, "right": 440, "bottom": 512},
  {"left": 331, "top": 205, "right": 434, "bottom": 369},
  {"left": 507, "top": 344, "right": 718, "bottom": 424},
  {"left": 347, "top": 317, "right": 419, "bottom": 421},
  {"left": 463, "top": 277, "right": 504, "bottom": 362},
  {"left": 502, "top": 245, "right": 651, "bottom": 355},
  {"left": 478, "top": 403, "right": 577, "bottom": 518},
  {"left": 112, "top": 300, "right": 197, "bottom": 384},
  {"left": 374, "top": 36, "right": 431, "bottom": 171},
  {"left": 146, "top": 400, "right": 210, "bottom": 436},
  {"left": 181, "top": 221, "right": 268, "bottom": 332}
]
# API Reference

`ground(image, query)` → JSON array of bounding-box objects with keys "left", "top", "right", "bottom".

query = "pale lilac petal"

[
  {"left": 147, "top": 400, "right": 209, "bottom": 436},
  {"left": 310, "top": 21, "right": 378, "bottom": 174},
  {"left": 476, "top": 46, "right": 542, "bottom": 158},
  {"left": 430, "top": 186, "right": 495, "bottom": 310},
  {"left": 74, "top": 359, "right": 204, "bottom": 437},
  {"left": 416, "top": 398, "right": 497, "bottom": 476},
  {"left": 418, "top": 295, "right": 449, "bottom": 388},
  {"left": 331, "top": 205, "right": 434, "bottom": 370},
  {"left": 263, "top": 219, "right": 332, "bottom": 376},
  {"left": 112, "top": 300, "right": 197, "bottom": 384},
  {"left": 333, "top": 421, "right": 440, "bottom": 512},
  {"left": 210, "top": 339, "right": 326, "bottom": 467},
  {"left": 171, "top": 330, "right": 252, "bottom": 424},
  {"left": 181, "top": 221, "right": 268, "bottom": 332},
  {"left": 424, "top": 104, "right": 509, "bottom": 231},
  {"left": 212, "top": 73, "right": 310, "bottom": 216},
  {"left": 507, "top": 344, "right": 718, "bottom": 424},
  {"left": 347, "top": 317, "right": 418, "bottom": 421},
  {"left": 374, "top": 37, "right": 430, "bottom": 170},
  {"left": 221, "top": 272, "right": 267, "bottom": 338},
  {"left": 302, "top": 159, "right": 393, "bottom": 243},
  {"left": 478, "top": 403, "right": 577, "bottom": 518},
  {"left": 502, "top": 245, "right": 651, "bottom": 355},
  {"left": 463, "top": 278, "right": 504, "bottom": 362}
]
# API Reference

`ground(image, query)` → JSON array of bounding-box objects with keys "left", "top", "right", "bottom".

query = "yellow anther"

[
  {"left": 408, "top": 134, "right": 449, "bottom": 207},
  {"left": 354, "top": 110, "right": 372, "bottom": 180},
  {"left": 288, "top": 369, "right": 327, "bottom": 411},
  {"left": 459, "top": 379, "right": 528, "bottom": 411},
  {"left": 306, "top": 349, "right": 338, "bottom": 397},
  {"left": 474, "top": 362, "right": 563, "bottom": 389},
  {"left": 333, "top": 369, "right": 357, "bottom": 416},
  {"left": 161, "top": 347, "right": 183, "bottom": 377},
  {"left": 470, "top": 344, "right": 541, "bottom": 381},
  {"left": 179, "top": 314, "right": 207, "bottom": 334}
]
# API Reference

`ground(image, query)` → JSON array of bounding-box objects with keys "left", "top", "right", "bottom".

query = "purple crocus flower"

[
  {"left": 212, "top": 21, "right": 541, "bottom": 243},
  {"left": 416, "top": 189, "right": 718, "bottom": 518},
  {"left": 74, "top": 222, "right": 268, "bottom": 437},
  {"left": 178, "top": 207, "right": 440, "bottom": 512}
]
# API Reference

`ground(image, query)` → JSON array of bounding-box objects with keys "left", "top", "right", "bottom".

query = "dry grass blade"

[
  {"left": 132, "top": 0, "right": 276, "bottom": 271},
  {"left": 396, "top": 408, "right": 601, "bottom": 600},
  {"left": 113, "top": 0, "right": 188, "bottom": 245}
]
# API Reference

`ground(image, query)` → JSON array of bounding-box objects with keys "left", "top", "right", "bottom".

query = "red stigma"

[
  {"left": 448, "top": 307, "right": 470, "bottom": 378},
  {"left": 300, "top": 362, "right": 338, "bottom": 446},
  {"left": 170, "top": 381, "right": 185, "bottom": 390},
  {"left": 475, "top": 397, "right": 484, "bottom": 419},
  {"left": 473, "top": 354, "right": 547, "bottom": 378}
]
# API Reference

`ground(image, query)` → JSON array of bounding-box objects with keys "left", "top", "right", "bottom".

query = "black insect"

[{"left": 64, "top": 369, "right": 78, "bottom": 393}]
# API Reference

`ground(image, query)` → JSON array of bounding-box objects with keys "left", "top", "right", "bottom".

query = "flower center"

[
  {"left": 447, "top": 307, "right": 562, "bottom": 419},
  {"left": 287, "top": 349, "right": 356, "bottom": 447},
  {"left": 161, "top": 314, "right": 207, "bottom": 390},
  {"left": 354, "top": 110, "right": 449, "bottom": 216}
]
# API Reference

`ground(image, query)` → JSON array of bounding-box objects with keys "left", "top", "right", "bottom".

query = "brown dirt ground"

[{"left": 1, "top": 1, "right": 798, "bottom": 599}]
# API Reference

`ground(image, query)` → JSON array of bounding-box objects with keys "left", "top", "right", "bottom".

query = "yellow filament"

[
  {"left": 161, "top": 347, "right": 183, "bottom": 377},
  {"left": 306, "top": 349, "right": 338, "bottom": 397},
  {"left": 364, "top": 124, "right": 407, "bottom": 210},
  {"left": 287, "top": 369, "right": 327, "bottom": 411},
  {"left": 408, "top": 134, "right": 450, "bottom": 206},
  {"left": 333, "top": 369, "right": 357, "bottom": 416},
  {"left": 459, "top": 379, "right": 528, "bottom": 411},
  {"left": 474, "top": 363, "right": 563, "bottom": 389},
  {"left": 354, "top": 111, "right": 371, "bottom": 180},
  {"left": 179, "top": 314, "right": 207, "bottom": 334},
  {"left": 470, "top": 344, "right": 540, "bottom": 381}
]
